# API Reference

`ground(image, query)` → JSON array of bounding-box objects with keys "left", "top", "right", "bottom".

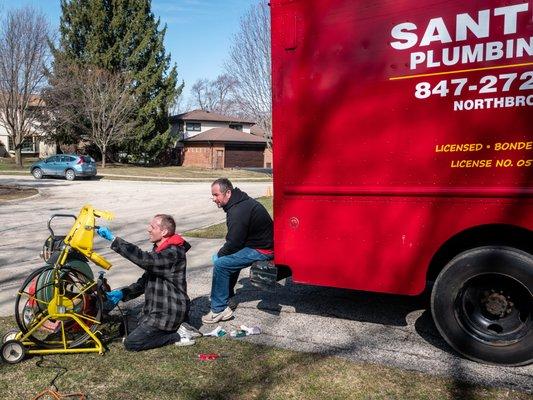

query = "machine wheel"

[
  {"left": 2, "top": 329, "right": 19, "bottom": 344},
  {"left": 1, "top": 340, "right": 26, "bottom": 364},
  {"left": 32, "top": 167, "right": 43, "bottom": 179},
  {"left": 65, "top": 169, "right": 76, "bottom": 181},
  {"left": 431, "top": 246, "right": 532, "bottom": 366},
  {"left": 14, "top": 266, "right": 103, "bottom": 349}
]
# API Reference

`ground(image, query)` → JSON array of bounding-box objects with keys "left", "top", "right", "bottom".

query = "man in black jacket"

[
  {"left": 97, "top": 214, "right": 197, "bottom": 350},
  {"left": 202, "top": 178, "right": 273, "bottom": 324}
]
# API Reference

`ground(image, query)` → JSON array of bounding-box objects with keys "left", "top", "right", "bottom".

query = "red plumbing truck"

[{"left": 263, "top": 0, "right": 533, "bottom": 365}]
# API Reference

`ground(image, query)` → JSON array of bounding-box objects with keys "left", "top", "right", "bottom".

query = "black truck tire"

[{"left": 431, "top": 246, "right": 532, "bottom": 366}]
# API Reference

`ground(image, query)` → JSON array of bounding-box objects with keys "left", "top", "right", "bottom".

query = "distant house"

[
  {"left": 0, "top": 94, "right": 56, "bottom": 158},
  {"left": 170, "top": 109, "right": 270, "bottom": 169},
  {"left": 250, "top": 124, "right": 273, "bottom": 169}
]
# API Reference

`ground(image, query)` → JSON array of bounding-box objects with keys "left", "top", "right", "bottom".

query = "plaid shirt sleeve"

[
  {"left": 121, "top": 272, "right": 148, "bottom": 302},
  {"left": 111, "top": 237, "right": 184, "bottom": 278}
]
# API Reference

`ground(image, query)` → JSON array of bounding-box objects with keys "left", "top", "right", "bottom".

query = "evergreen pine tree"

[{"left": 52, "top": 0, "right": 181, "bottom": 163}]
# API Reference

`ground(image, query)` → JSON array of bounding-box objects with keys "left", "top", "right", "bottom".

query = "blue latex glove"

[
  {"left": 104, "top": 290, "right": 123, "bottom": 311},
  {"left": 211, "top": 254, "right": 219, "bottom": 263},
  {"left": 96, "top": 226, "right": 115, "bottom": 241}
]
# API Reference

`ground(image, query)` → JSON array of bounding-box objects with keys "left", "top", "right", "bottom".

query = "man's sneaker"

[
  {"left": 174, "top": 337, "right": 195, "bottom": 346},
  {"left": 201, "top": 307, "right": 233, "bottom": 324},
  {"left": 178, "top": 322, "right": 203, "bottom": 339}
]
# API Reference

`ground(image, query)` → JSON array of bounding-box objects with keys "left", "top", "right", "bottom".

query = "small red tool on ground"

[{"left": 198, "top": 353, "right": 220, "bottom": 361}]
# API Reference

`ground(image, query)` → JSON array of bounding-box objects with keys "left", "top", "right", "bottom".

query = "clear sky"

[{"left": 0, "top": 0, "right": 258, "bottom": 104}]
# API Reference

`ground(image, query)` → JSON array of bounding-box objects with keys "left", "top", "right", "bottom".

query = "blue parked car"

[{"left": 30, "top": 154, "right": 97, "bottom": 181}]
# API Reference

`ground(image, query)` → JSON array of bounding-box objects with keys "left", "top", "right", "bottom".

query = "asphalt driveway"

[{"left": 0, "top": 175, "right": 531, "bottom": 393}]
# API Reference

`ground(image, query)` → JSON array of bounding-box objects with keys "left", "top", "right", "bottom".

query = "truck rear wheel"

[{"left": 431, "top": 246, "right": 532, "bottom": 366}]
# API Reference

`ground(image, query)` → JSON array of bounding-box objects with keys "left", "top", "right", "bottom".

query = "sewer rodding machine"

[{"left": 1, "top": 205, "right": 116, "bottom": 363}]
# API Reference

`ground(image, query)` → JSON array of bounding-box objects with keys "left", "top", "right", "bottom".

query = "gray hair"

[{"left": 211, "top": 177, "right": 233, "bottom": 193}]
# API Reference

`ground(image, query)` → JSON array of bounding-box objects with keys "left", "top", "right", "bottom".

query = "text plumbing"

[{"left": 390, "top": 3, "right": 532, "bottom": 70}]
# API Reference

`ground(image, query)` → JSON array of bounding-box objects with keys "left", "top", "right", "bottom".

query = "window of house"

[
  {"left": 7, "top": 136, "right": 38, "bottom": 152},
  {"left": 186, "top": 122, "right": 201, "bottom": 131},
  {"left": 229, "top": 124, "right": 243, "bottom": 131},
  {"left": 22, "top": 137, "right": 38, "bottom": 152}
]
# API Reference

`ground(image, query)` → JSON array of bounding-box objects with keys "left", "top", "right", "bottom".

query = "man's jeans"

[
  {"left": 211, "top": 247, "right": 273, "bottom": 312},
  {"left": 122, "top": 305, "right": 180, "bottom": 351}
]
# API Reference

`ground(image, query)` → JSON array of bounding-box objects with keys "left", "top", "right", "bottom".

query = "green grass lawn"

[
  {"left": 0, "top": 157, "right": 37, "bottom": 171},
  {"left": 185, "top": 196, "right": 273, "bottom": 238},
  {"left": 99, "top": 165, "right": 271, "bottom": 181},
  {"left": 0, "top": 317, "right": 527, "bottom": 400}
]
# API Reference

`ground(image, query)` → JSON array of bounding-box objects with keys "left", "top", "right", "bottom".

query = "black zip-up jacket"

[{"left": 218, "top": 187, "right": 273, "bottom": 257}]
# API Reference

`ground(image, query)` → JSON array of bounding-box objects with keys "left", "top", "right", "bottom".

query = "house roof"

[
  {"left": 170, "top": 109, "right": 255, "bottom": 124},
  {"left": 183, "top": 127, "right": 267, "bottom": 144},
  {"left": 250, "top": 124, "right": 273, "bottom": 142},
  {"left": 0, "top": 92, "right": 44, "bottom": 107},
  {"left": 29, "top": 94, "right": 44, "bottom": 107},
  {"left": 250, "top": 125, "right": 265, "bottom": 136}
]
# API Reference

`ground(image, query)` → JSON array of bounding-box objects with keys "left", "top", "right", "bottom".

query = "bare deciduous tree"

[
  {"left": 43, "top": 63, "right": 137, "bottom": 167},
  {"left": 224, "top": 1, "right": 272, "bottom": 146},
  {"left": 79, "top": 68, "right": 137, "bottom": 167},
  {"left": 169, "top": 91, "right": 187, "bottom": 115},
  {"left": 0, "top": 7, "right": 51, "bottom": 166},
  {"left": 190, "top": 74, "right": 240, "bottom": 116}
]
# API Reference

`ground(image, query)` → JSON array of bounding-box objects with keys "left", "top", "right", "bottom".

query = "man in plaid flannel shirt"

[{"left": 97, "top": 214, "right": 193, "bottom": 351}]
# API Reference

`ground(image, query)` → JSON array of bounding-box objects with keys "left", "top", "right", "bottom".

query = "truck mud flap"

[{"left": 250, "top": 260, "right": 291, "bottom": 291}]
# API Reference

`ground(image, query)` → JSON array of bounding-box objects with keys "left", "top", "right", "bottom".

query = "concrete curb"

[{"left": 0, "top": 170, "right": 272, "bottom": 183}]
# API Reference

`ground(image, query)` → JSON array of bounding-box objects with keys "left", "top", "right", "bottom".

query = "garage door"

[{"left": 225, "top": 145, "right": 264, "bottom": 168}]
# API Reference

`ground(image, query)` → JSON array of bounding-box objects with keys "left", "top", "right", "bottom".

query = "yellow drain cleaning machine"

[{"left": 1, "top": 205, "right": 115, "bottom": 363}]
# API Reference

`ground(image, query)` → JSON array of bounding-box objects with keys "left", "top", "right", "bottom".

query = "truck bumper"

[{"left": 250, "top": 260, "right": 291, "bottom": 291}]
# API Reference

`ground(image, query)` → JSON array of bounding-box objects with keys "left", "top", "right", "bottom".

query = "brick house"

[
  {"left": 170, "top": 109, "right": 270, "bottom": 169},
  {"left": 251, "top": 124, "right": 273, "bottom": 168},
  {"left": 0, "top": 94, "right": 56, "bottom": 158}
]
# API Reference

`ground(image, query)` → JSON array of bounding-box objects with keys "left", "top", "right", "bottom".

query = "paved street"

[
  {"left": 0, "top": 175, "right": 269, "bottom": 310},
  {"left": 0, "top": 175, "right": 531, "bottom": 393}
]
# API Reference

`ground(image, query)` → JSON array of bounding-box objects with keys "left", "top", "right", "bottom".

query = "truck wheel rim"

[{"left": 455, "top": 273, "right": 531, "bottom": 345}]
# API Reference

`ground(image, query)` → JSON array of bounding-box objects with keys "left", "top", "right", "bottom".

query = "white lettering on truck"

[{"left": 390, "top": 3, "right": 531, "bottom": 70}]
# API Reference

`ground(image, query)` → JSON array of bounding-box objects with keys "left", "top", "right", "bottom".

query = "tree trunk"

[
  {"left": 101, "top": 145, "right": 106, "bottom": 168},
  {"left": 14, "top": 147, "right": 22, "bottom": 167}
]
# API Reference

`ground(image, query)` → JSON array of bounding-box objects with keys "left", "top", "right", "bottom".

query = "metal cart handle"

[{"left": 47, "top": 214, "right": 76, "bottom": 238}]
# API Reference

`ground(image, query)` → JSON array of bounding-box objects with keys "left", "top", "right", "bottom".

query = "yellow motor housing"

[{"left": 64, "top": 205, "right": 114, "bottom": 270}]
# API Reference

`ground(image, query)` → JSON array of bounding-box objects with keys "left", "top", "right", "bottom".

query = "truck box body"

[{"left": 271, "top": 0, "right": 533, "bottom": 295}]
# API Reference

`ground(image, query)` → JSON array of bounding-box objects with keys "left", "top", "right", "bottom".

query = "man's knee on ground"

[{"left": 123, "top": 336, "right": 144, "bottom": 352}]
